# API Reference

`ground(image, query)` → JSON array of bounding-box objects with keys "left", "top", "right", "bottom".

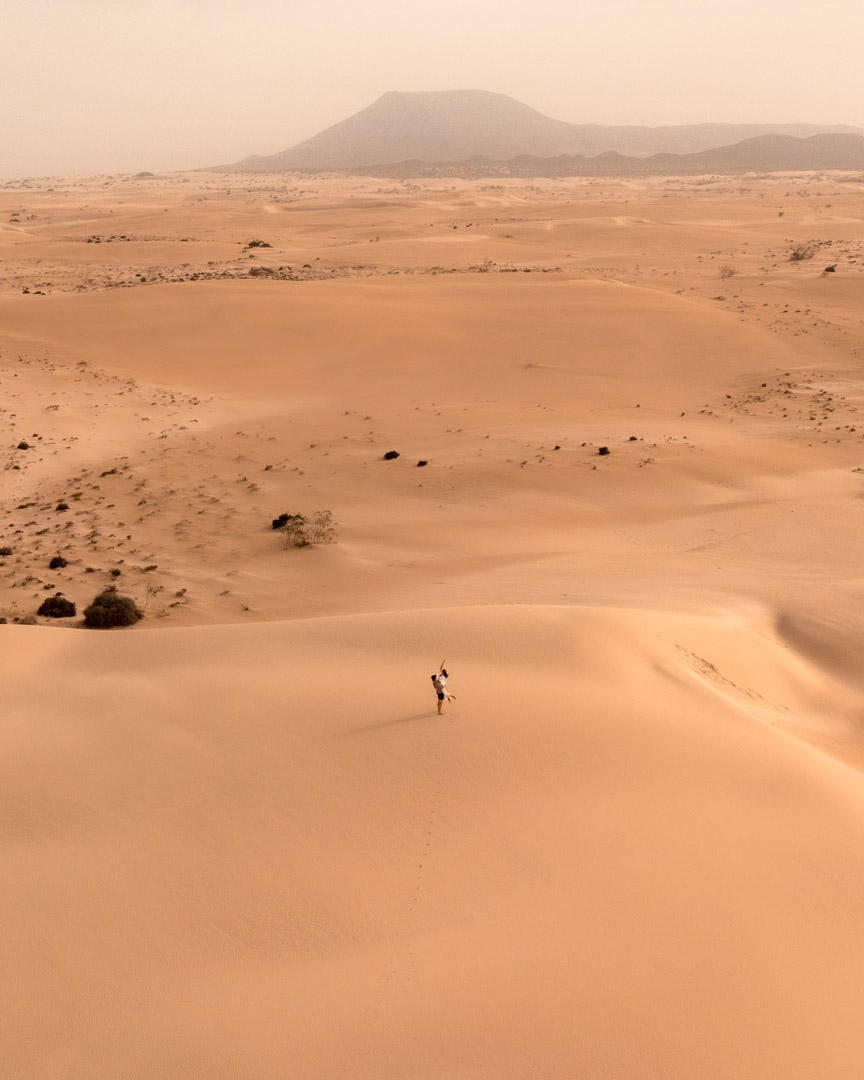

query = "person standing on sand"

[{"left": 431, "top": 663, "right": 454, "bottom": 715}]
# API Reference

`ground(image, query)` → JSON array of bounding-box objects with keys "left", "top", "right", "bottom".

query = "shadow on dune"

[
  {"left": 337, "top": 712, "right": 434, "bottom": 737},
  {"left": 775, "top": 610, "right": 864, "bottom": 687}
]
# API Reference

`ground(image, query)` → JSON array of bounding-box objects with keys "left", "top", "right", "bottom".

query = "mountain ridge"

[{"left": 209, "top": 89, "right": 864, "bottom": 174}]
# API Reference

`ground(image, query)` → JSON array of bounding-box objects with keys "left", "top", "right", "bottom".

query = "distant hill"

[
  {"left": 363, "top": 133, "right": 864, "bottom": 179},
  {"left": 210, "top": 89, "right": 864, "bottom": 173},
  {"left": 650, "top": 132, "right": 864, "bottom": 174}
]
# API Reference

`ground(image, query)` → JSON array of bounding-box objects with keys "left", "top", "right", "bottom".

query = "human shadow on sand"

[{"left": 337, "top": 712, "right": 434, "bottom": 737}]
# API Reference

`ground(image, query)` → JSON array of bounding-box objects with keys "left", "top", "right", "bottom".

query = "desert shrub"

[
  {"left": 140, "top": 582, "right": 165, "bottom": 615},
  {"left": 416, "top": 460, "right": 428, "bottom": 467},
  {"left": 718, "top": 265, "right": 737, "bottom": 279},
  {"left": 55, "top": 502, "right": 69, "bottom": 512},
  {"left": 38, "top": 594, "right": 77, "bottom": 618},
  {"left": 272, "top": 512, "right": 297, "bottom": 530},
  {"left": 49, "top": 555, "right": 68, "bottom": 569},
  {"left": 383, "top": 450, "right": 400, "bottom": 460},
  {"left": 789, "top": 245, "right": 814, "bottom": 262},
  {"left": 246, "top": 240, "right": 271, "bottom": 248},
  {"left": 83, "top": 587, "right": 142, "bottom": 628},
  {"left": 279, "top": 510, "right": 338, "bottom": 548},
  {"left": 280, "top": 514, "right": 310, "bottom": 548},
  {"left": 16, "top": 441, "right": 29, "bottom": 450},
  {"left": 0, "top": 546, "right": 12, "bottom": 556},
  {"left": 308, "top": 509, "right": 337, "bottom": 545}
]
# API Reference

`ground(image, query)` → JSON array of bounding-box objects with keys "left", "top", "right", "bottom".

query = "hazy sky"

[{"left": 2, "top": 0, "right": 863, "bottom": 177}]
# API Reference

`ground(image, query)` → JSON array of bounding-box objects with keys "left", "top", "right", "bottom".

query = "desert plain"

[{"left": 3, "top": 169, "right": 864, "bottom": 1078}]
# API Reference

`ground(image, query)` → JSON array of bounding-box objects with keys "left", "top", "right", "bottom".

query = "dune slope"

[{"left": 4, "top": 605, "right": 864, "bottom": 1079}]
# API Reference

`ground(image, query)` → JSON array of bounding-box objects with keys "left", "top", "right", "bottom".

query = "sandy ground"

[{"left": 3, "top": 169, "right": 864, "bottom": 1078}]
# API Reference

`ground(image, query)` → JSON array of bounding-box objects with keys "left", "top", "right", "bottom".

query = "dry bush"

[
  {"left": 308, "top": 509, "right": 337, "bottom": 545},
  {"left": 278, "top": 510, "right": 338, "bottom": 548},
  {"left": 83, "top": 587, "right": 142, "bottom": 628},
  {"left": 37, "top": 594, "right": 76, "bottom": 618}
]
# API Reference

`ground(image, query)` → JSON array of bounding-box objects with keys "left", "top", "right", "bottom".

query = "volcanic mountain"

[{"left": 213, "top": 89, "right": 864, "bottom": 173}]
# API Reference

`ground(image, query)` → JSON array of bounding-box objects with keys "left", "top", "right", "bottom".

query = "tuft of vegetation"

[
  {"left": 37, "top": 594, "right": 77, "bottom": 618},
  {"left": 278, "top": 509, "right": 338, "bottom": 548},
  {"left": 308, "top": 509, "right": 337, "bottom": 545},
  {"left": 280, "top": 514, "right": 310, "bottom": 548},
  {"left": 718, "top": 265, "right": 737, "bottom": 279},
  {"left": 83, "top": 587, "right": 142, "bottom": 629},
  {"left": 383, "top": 450, "right": 400, "bottom": 460},
  {"left": 16, "top": 441, "right": 30, "bottom": 450},
  {"left": 49, "top": 555, "right": 68, "bottom": 569},
  {"left": 0, "top": 546, "right": 12, "bottom": 556},
  {"left": 598, "top": 446, "right": 610, "bottom": 456},
  {"left": 245, "top": 240, "right": 271, "bottom": 248},
  {"left": 789, "top": 245, "right": 815, "bottom": 262},
  {"left": 416, "top": 460, "right": 428, "bottom": 467}
]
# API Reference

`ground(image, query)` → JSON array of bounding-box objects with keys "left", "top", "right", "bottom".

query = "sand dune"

[
  {"left": 3, "top": 171, "right": 864, "bottom": 1077},
  {"left": 5, "top": 606, "right": 864, "bottom": 1078}
]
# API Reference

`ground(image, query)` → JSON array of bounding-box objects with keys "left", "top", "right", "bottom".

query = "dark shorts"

[{"left": 436, "top": 692, "right": 445, "bottom": 700}]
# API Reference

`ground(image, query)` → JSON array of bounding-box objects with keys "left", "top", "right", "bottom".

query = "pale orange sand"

[{"left": 3, "top": 172, "right": 864, "bottom": 1078}]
